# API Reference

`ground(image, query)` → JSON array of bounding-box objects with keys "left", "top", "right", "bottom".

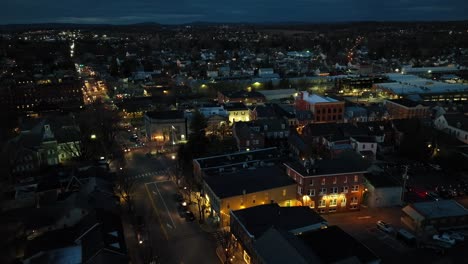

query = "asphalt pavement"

[{"left": 123, "top": 151, "right": 219, "bottom": 264}]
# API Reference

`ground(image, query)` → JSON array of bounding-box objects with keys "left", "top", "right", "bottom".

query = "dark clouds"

[{"left": 2, "top": 0, "right": 467, "bottom": 24}]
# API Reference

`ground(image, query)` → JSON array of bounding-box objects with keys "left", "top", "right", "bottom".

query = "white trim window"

[
  {"left": 351, "top": 197, "right": 358, "bottom": 205},
  {"left": 342, "top": 186, "right": 349, "bottom": 193},
  {"left": 319, "top": 188, "right": 327, "bottom": 196},
  {"left": 318, "top": 199, "right": 326, "bottom": 208},
  {"left": 330, "top": 198, "right": 338, "bottom": 207},
  {"left": 298, "top": 186, "right": 302, "bottom": 195},
  {"left": 331, "top": 187, "right": 338, "bottom": 194},
  {"left": 351, "top": 185, "right": 359, "bottom": 192},
  {"left": 308, "top": 189, "right": 315, "bottom": 197}
]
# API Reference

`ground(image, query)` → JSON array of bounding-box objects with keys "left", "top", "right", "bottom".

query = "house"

[
  {"left": 350, "top": 136, "right": 378, "bottom": 159},
  {"left": 295, "top": 92, "right": 345, "bottom": 123},
  {"left": 258, "top": 89, "right": 296, "bottom": 101},
  {"left": 401, "top": 200, "right": 468, "bottom": 233},
  {"left": 273, "top": 104, "right": 298, "bottom": 126},
  {"left": 363, "top": 172, "right": 402, "bottom": 208},
  {"left": 224, "top": 102, "right": 250, "bottom": 124},
  {"left": 249, "top": 104, "right": 278, "bottom": 120},
  {"left": 434, "top": 114, "right": 468, "bottom": 144},
  {"left": 218, "top": 90, "right": 265, "bottom": 105},
  {"left": 203, "top": 165, "right": 298, "bottom": 227},
  {"left": 344, "top": 106, "right": 368, "bottom": 123},
  {"left": 144, "top": 110, "right": 188, "bottom": 144},
  {"left": 384, "top": 98, "right": 430, "bottom": 119},
  {"left": 230, "top": 204, "right": 327, "bottom": 264},
  {"left": 233, "top": 123, "right": 265, "bottom": 151},
  {"left": 284, "top": 152, "right": 370, "bottom": 213},
  {"left": 192, "top": 147, "right": 282, "bottom": 181}
]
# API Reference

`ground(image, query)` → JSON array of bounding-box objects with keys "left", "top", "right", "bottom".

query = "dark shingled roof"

[
  {"left": 145, "top": 110, "right": 184, "bottom": 120},
  {"left": 232, "top": 203, "right": 326, "bottom": 238},
  {"left": 297, "top": 226, "right": 380, "bottom": 264},
  {"left": 224, "top": 102, "right": 248, "bottom": 111},
  {"left": 204, "top": 166, "right": 296, "bottom": 199}
]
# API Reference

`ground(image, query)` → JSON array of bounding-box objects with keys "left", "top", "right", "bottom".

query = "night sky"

[{"left": 3, "top": 0, "right": 468, "bottom": 24}]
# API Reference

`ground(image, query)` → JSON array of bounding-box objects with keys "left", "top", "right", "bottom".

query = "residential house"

[
  {"left": 350, "top": 136, "right": 378, "bottom": 159},
  {"left": 233, "top": 123, "right": 265, "bottom": 151},
  {"left": 284, "top": 152, "right": 370, "bottom": 213},
  {"left": 434, "top": 114, "right": 468, "bottom": 144},
  {"left": 249, "top": 105, "right": 278, "bottom": 120},
  {"left": 344, "top": 106, "right": 368, "bottom": 123}
]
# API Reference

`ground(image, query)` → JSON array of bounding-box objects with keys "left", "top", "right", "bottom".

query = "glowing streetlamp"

[{"left": 90, "top": 134, "right": 97, "bottom": 140}]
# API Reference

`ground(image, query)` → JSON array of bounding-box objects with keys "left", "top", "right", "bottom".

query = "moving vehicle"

[
  {"left": 433, "top": 234, "right": 456, "bottom": 245},
  {"left": 376, "top": 220, "right": 394, "bottom": 233}
]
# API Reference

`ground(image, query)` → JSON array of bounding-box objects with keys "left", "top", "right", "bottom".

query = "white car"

[
  {"left": 433, "top": 234, "right": 456, "bottom": 245},
  {"left": 376, "top": 221, "right": 394, "bottom": 233},
  {"left": 444, "top": 231, "right": 464, "bottom": 241}
]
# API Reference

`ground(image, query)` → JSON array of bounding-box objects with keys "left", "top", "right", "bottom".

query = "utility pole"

[{"left": 401, "top": 165, "right": 409, "bottom": 205}]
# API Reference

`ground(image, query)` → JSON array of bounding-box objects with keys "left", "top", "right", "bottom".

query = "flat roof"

[
  {"left": 297, "top": 226, "right": 380, "bottom": 264},
  {"left": 301, "top": 91, "right": 338, "bottom": 104},
  {"left": 410, "top": 200, "right": 468, "bottom": 219},
  {"left": 231, "top": 203, "right": 326, "bottom": 238},
  {"left": 364, "top": 172, "right": 401, "bottom": 188},
  {"left": 204, "top": 166, "right": 296, "bottom": 199},
  {"left": 195, "top": 147, "right": 280, "bottom": 169},
  {"left": 376, "top": 74, "right": 468, "bottom": 95}
]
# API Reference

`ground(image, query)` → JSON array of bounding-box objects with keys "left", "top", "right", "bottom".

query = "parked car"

[
  {"left": 444, "top": 231, "right": 464, "bottom": 241},
  {"left": 376, "top": 221, "right": 394, "bottom": 233},
  {"left": 185, "top": 211, "right": 195, "bottom": 222},
  {"left": 433, "top": 234, "right": 456, "bottom": 245}
]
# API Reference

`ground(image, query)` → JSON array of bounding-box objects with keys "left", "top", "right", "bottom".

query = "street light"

[{"left": 90, "top": 134, "right": 97, "bottom": 140}]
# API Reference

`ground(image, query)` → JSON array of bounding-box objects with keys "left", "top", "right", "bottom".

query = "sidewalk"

[{"left": 121, "top": 211, "right": 143, "bottom": 264}]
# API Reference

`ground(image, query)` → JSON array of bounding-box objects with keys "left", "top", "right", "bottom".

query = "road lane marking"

[
  {"left": 144, "top": 183, "right": 169, "bottom": 241},
  {"left": 153, "top": 182, "right": 176, "bottom": 229}
]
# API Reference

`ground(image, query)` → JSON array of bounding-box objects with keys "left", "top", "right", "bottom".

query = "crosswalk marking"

[{"left": 125, "top": 169, "right": 172, "bottom": 181}]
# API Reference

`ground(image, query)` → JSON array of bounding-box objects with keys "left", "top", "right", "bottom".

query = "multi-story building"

[
  {"left": 217, "top": 91, "right": 265, "bottom": 105},
  {"left": 295, "top": 92, "right": 345, "bottom": 123},
  {"left": 224, "top": 102, "right": 250, "bottom": 124},
  {"left": 284, "top": 152, "right": 369, "bottom": 213},
  {"left": 384, "top": 99, "right": 430, "bottom": 119},
  {"left": 144, "top": 110, "right": 188, "bottom": 144},
  {"left": 203, "top": 165, "right": 298, "bottom": 227}
]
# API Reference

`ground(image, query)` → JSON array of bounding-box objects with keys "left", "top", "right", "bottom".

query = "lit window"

[
  {"left": 341, "top": 197, "right": 347, "bottom": 207},
  {"left": 330, "top": 198, "right": 337, "bottom": 207},
  {"left": 283, "top": 189, "right": 287, "bottom": 196},
  {"left": 318, "top": 199, "right": 326, "bottom": 208}
]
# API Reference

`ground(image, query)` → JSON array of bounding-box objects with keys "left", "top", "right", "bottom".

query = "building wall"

[
  {"left": 211, "top": 184, "right": 298, "bottom": 227},
  {"left": 365, "top": 185, "right": 402, "bottom": 208},
  {"left": 434, "top": 116, "right": 468, "bottom": 144},
  {"left": 352, "top": 141, "right": 377, "bottom": 155},
  {"left": 385, "top": 101, "right": 430, "bottom": 119},
  {"left": 286, "top": 167, "right": 365, "bottom": 213},
  {"left": 312, "top": 102, "right": 345, "bottom": 123},
  {"left": 145, "top": 116, "right": 188, "bottom": 143},
  {"left": 228, "top": 110, "right": 250, "bottom": 124}
]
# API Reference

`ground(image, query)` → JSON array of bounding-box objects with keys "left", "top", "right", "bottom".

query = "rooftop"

[
  {"left": 194, "top": 147, "right": 281, "bottom": 170},
  {"left": 444, "top": 114, "right": 468, "bottom": 131},
  {"left": 297, "top": 226, "right": 380, "bottom": 264},
  {"left": 204, "top": 166, "right": 296, "bottom": 199},
  {"left": 231, "top": 203, "right": 326, "bottom": 238},
  {"left": 285, "top": 151, "right": 370, "bottom": 177},
  {"left": 408, "top": 200, "right": 468, "bottom": 219},
  {"left": 300, "top": 91, "right": 339, "bottom": 104},
  {"left": 145, "top": 110, "right": 185, "bottom": 120},
  {"left": 386, "top": 98, "right": 426, "bottom": 108},
  {"left": 377, "top": 74, "right": 468, "bottom": 95},
  {"left": 224, "top": 102, "right": 248, "bottom": 111}
]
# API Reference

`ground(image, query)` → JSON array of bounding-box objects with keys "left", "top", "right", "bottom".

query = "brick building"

[
  {"left": 295, "top": 92, "right": 345, "bottom": 123},
  {"left": 284, "top": 152, "right": 369, "bottom": 213},
  {"left": 384, "top": 99, "right": 430, "bottom": 119}
]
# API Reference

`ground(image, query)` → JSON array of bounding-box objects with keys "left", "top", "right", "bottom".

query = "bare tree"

[
  {"left": 115, "top": 172, "right": 135, "bottom": 212},
  {"left": 217, "top": 229, "right": 236, "bottom": 264}
]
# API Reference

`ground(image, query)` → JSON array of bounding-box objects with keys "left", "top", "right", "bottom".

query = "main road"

[{"left": 123, "top": 150, "right": 219, "bottom": 264}]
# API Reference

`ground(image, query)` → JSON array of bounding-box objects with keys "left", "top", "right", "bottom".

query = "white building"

[{"left": 434, "top": 114, "right": 468, "bottom": 144}]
